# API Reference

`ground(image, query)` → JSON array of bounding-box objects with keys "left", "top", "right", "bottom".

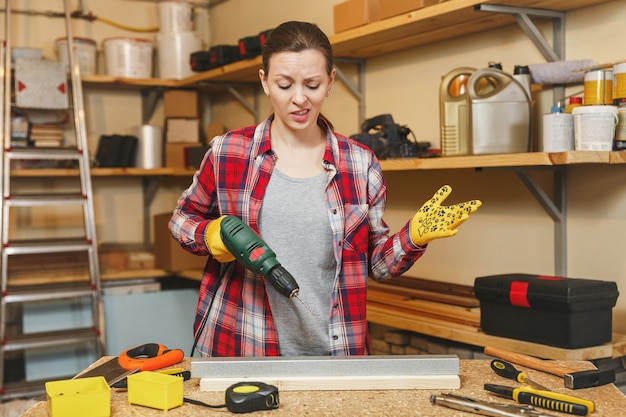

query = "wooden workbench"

[{"left": 21, "top": 357, "right": 626, "bottom": 416}]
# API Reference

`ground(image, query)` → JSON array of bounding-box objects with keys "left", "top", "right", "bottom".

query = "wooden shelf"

[
  {"left": 77, "top": 0, "right": 615, "bottom": 89},
  {"left": 379, "top": 150, "right": 619, "bottom": 171},
  {"left": 328, "top": 0, "right": 614, "bottom": 59},
  {"left": 11, "top": 167, "right": 197, "bottom": 177},
  {"left": 81, "top": 74, "right": 181, "bottom": 88},
  {"left": 9, "top": 152, "right": 626, "bottom": 178}
]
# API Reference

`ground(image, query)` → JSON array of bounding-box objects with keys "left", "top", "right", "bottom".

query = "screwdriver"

[
  {"left": 491, "top": 359, "right": 549, "bottom": 391},
  {"left": 484, "top": 383, "right": 594, "bottom": 416}
]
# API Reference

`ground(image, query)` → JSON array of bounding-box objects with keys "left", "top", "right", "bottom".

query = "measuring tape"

[
  {"left": 184, "top": 381, "right": 279, "bottom": 413},
  {"left": 226, "top": 382, "right": 279, "bottom": 413}
]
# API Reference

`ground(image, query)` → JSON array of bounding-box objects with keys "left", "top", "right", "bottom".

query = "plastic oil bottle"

[
  {"left": 439, "top": 67, "right": 476, "bottom": 156},
  {"left": 467, "top": 66, "right": 532, "bottom": 154}
]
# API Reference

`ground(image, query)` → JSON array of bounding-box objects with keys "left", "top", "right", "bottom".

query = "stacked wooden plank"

[
  {"left": 29, "top": 123, "right": 64, "bottom": 147},
  {"left": 367, "top": 276, "right": 481, "bottom": 328}
]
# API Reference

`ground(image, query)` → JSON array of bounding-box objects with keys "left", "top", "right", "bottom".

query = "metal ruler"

[{"left": 193, "top": 355, "right": 460, "bottom": 392}]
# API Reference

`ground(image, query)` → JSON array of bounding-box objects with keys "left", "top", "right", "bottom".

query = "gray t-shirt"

[{"left": 259, "top": 168, "right": 336, "bottom": 356}]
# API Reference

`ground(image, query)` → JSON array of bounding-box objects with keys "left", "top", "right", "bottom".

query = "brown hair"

[
  {"left": 262, "top": 21, "right": 335, "bottom": 129},
  {"left": 262, "top": 21, "right": 334, "bottom": 76}
]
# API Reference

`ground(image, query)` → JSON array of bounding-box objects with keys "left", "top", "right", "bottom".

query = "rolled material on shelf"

[{"left": 528, "top": 59, "right": 596, "bottom": 85}]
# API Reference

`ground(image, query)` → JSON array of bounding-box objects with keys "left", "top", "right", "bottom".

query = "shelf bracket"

[
  {"left": 140, "top": 87, "right": 164, "bottom": 125},
  {"left": 475, "top": 4, "right": 566, "bottom": 103},
  {"left": 334, "top": 58, "right": 366, "bottom": 125},
  {"left": 199, "top": 82, "right": 261, "bottom": 122},
  {"left": 225, "top": 84, "right": 261, "bottom": 122},
  {"left": 514, "top": 166, "right": 567, "bottom": 276},
  {"left": 142, "top": 177, "right": 161, "bottom": 247}
]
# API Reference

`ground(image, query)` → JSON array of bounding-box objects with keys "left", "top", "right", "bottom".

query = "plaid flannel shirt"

[{"left": 169, "top": 115, "right": 426, "bottom": 356}]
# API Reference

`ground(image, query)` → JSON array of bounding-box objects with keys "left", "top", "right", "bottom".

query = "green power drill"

[{"left": 219, "top": 215, "right": 315, "bottom": 315}]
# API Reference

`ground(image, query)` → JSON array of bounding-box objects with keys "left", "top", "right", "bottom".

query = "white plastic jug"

[
  {"left": 467, "top": 67, "right": 531, "bottom": 154},
  {"left": 439, "top": 67, "right": 476, "bottom": 156}
]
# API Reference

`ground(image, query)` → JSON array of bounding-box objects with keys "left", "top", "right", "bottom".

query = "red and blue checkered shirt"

[{"left": 169, "top": 115, "right": 426, "bottom": 356}]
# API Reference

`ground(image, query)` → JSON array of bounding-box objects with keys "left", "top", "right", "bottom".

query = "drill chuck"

[{"left": 267, "top": 265, "right": 300, "bottom": 298}]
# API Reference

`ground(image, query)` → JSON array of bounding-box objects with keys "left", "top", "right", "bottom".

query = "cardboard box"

[
  {"left": 166, "top": 118, "right": 200, "bottom": 143},
  {"left": 334, "top": 0, "right": 380, "bottom": 34},
  {"left": 163, "top": 89, "right": 198, "bottom": 118},
  {"left": 165, "top": 142, "right": 201, "bottom": 169},
  {"left": 474, "top": 273, "right": 619, "bottom": 348},
  {"left": 153, "top": 212, "right": 207, "bottom": 271},
  {"left": 379, "top": 0, "right": 438, "bottom": 20}
]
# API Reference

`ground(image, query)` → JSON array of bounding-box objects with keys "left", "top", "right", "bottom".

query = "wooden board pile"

[
  {"left": 367, "top": 276, "right": 487, "bottom": 358},
  {"left": 368, "top": 276, "right": 480, "bottom": 326}
]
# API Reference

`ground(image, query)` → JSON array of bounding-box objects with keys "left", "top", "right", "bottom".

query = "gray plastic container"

[{"left": 468, "top": 67, "right": 531, "bottom": 154}]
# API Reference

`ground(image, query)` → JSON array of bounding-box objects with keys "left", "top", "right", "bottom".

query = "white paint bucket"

[
  {"left": 156, "top": 31, "right": 201, "bottom": 79},
  {"left": 572, "top": 105, "right": 618, "bottom": 151},
  {"left": 54, "top": 37, "right": 97, "bottom": 75},
  {"left": 102, "top": 37, "right": 153, "bottom": 78},
  {"left": 158, "top": 0, "right": 193, "bottom": 33}
]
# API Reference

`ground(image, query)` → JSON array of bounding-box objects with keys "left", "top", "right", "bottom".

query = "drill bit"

[{"left": 292, "top": 291, "right": 316, "bottom": 316}]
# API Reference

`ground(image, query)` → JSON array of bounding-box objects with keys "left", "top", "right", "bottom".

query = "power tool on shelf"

[{"left": 219, "top": 215, "right": 315, "bottom": 316}]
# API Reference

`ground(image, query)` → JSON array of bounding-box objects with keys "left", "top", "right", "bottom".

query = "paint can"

[
  {"left": 158, "top": 0, "right": 193, "bottom": 33},
  {"left": 613, "top": 62, "right": 626, "bottom": 102},
  {"left": 572, "top": 105, "right": 618, "bottom": 151},
  {"left": 156, "top": 31, "right": 201, "bottom": 79},
  {"left": 103, "top": 37, "right": 153, "bottom": 78},
  {"left": 583, "top": 68, "right": 613, "bottom": 105},
  {"left": 542, "top": 107, "right": 574, "bottom": 152},
  {"left": 55, "top": 37, "right": 97, "bottom": 75}
]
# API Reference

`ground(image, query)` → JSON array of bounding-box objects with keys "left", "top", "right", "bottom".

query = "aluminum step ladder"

[{"left": 0, "top": 0, "right": 105, "bottom": 400}]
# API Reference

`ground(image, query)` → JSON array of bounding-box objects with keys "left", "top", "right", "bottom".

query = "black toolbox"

[{"left": 474, "top": 273, "right": 619, "bottom": 348}]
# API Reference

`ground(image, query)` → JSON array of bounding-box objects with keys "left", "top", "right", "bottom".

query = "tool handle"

[
  {"left": 517, "top": 391, "right": 589, "bottom": 416},
  {"left": 118, "top": 343, "right": 184, "bottom": 371},
  {"left": 491, "top": 359, "right": 525, "bottom": 383},
  {"left": 484, "top": 346, "right": 572, "bottom": 377}
]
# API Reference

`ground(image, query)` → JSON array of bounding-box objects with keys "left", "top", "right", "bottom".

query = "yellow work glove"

[
  {"left": 410, "top": 185, "right": 482, "bottom": 247},
  {"left": 204, "top": 215, "right": 236, "bottom": 263}
]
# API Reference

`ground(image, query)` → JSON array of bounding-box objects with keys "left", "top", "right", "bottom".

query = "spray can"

[{"left": 542, "top": 105, "right": 574, "bottom": 152}]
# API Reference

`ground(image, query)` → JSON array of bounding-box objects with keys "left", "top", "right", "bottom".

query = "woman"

[{"left": 169, "top": 21, "right": 481, "bottom": 357}]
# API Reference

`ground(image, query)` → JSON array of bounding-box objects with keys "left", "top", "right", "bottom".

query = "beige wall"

[{"left": 4, "top": 0, "right": 626, "bottom": 332}]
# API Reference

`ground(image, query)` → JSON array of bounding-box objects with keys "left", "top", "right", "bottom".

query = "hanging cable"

[
  {"left": 0, "top": 8, "right": 159, "bottom": 33},
  {"left": 91, "top": 15, "right": 158, "bottom": 33}
]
